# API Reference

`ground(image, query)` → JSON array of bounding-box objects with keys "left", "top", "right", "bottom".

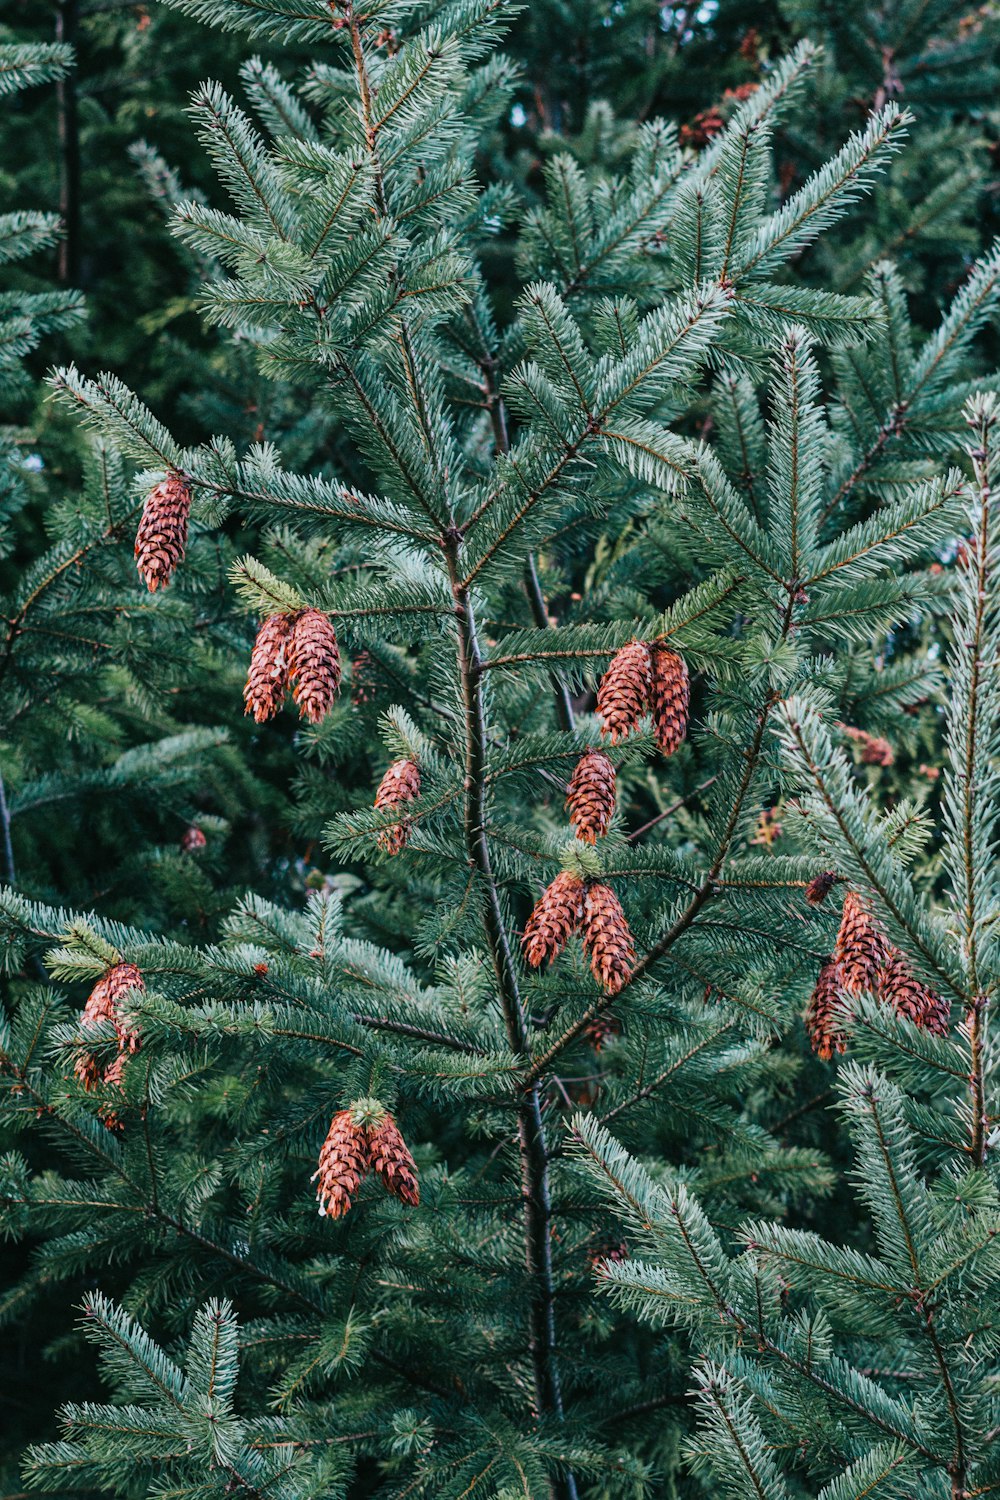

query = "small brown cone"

[
  {"left": 584, "top": 1011, "right": 622, "bottom": 1052},
  {"left": 522, "top": 871, "right": 585, "bottom": 968},
  {"left": 368, "top": 1112, "right": 420, "bottom": 1207},
  {"left": 74, "top": 962, "right": 144, "bottom": 1089},
  {"left": 135, "top": 472, "right": 192, "bottom": 592},
  {"left": 288, "top": 608, "right": 342, "bottom": 724},
  {"left": 650, "top": 645, "right": 689, "bottom": 756},
  {"left": 244, "top": 613, "right": 293, "bottom": 724},
  {"left": 566, "top": 749, "right": 616, "bottom": 844},
  {"left": 351, "top": 650, "right": 377, "bottom": 706},
  {"left": 582, "top": 881, "right": 635, "bottom": 995},
  {"left": 804, "top": 957, "right": 848, "bottom": 1061},
  {"left": 313, "top": 1109, "right": 370, "bottom": 1219},
  {"left": 878, "top": 947, "right": 950, "bottom": 1037},
  {"left": 835, "top": 890, "right": 888, "bottom": 998},
  {"left": 180, "top": 826, "right": 207, "bottom": 854},
  {"left": 805, "top": 870, "right": 838, "bottom": 907},
  {"left": 374, "top": 758, "right": 421, "bottom": 855},
  {"left": 597, "top": 641, "right": 651, "bottom": 744}
]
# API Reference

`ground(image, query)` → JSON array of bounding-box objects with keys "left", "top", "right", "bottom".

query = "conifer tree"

[{"left": 1, "top": 4, "right": 999, "bottom": 1499}]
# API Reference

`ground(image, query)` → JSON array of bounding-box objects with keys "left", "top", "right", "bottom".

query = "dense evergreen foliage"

[{"left": 2, "top": 1, "right": 1000, "bottom": 1497}]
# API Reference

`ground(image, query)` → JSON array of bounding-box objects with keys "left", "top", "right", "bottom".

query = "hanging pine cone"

[
  {"left": 597, "top": 641, "right": 651, "bottom": 744},
  {"left": 804, "top": 956, "right": 848, "bottom": 1060},
  {"left": 313, "top": 1109, "right": 370, "bottom": 1219},
  {"left": 584, "top": 1011, "right": 622, "bottom": 1051},
  {"left": 835, "top": 890, "right": 888, "bottom": 997},
  {"left": 374, "top": 758, "right": 421, "bottom": 855},
  {"left": 878, "top": 947, "right": 950, "bottom": 1036},
  {"left": 368, "top": 1110, "right": 420, "bottom": 1207},
  {"left": 288, "top": 608, "right": 342, "bottom": 724},
  {"left": 351, "top": 650, "right": 377, "bottom": 706},
  {"left": 582, "top": 881, "right": 635, "bottom": 995},
  {"left": 243, "top": 613, "right": 293, "bottom": 724},
  {"left": 73, "top": 962, "right": 144, "bottom": 1090},
  {"left": 649, "top": 644, "right": 689, "bottom": 756},
  {"left": 180, "top": 826, "right": 207, "bottom": 854},
  {"left": 522, "top": 871, "right": 585, "bottom": 968},
  {"left": 805, "top": 870, "right": 838, "bottom": 906},
  {"left": 566, "top": 749, "right": 616, "bottom": 843},
  {"left": 134, "top": 471, "right": 192, "bottom": 592}
]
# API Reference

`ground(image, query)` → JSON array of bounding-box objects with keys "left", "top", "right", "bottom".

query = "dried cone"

[
  {"left": 135, "top": 472, "right": 192, "bottom": 592},
  {"left": 180, "top": 825, "right": 207, "bottom": 854},
  {"left": 582, "top": 881, "right": 635, "bottom": 995},
  {"left": 351, "top": 650, "right": 377, "bottom": 706},
  {"left": 805, "top": 870, "right": 838, "bottom": 907},
  {"left": 597, "top": 641, "right": 651, "bottom": 744},
  {"left": 835, "top": 890, "right": 888, "bottom": 998},
  {"left": 288, "top": 608, "right": 342, "bottom": 724},
  {"left": 244, "top": 613, "right": 293, "bottom": 724},
  {"left": 313, "top": 1109, "right": 370, "bottom": 1219},
  {"left": 584, "top": 1011, "right": 622, "bottom": 1052},
  {"left": 368, "top": 1111, "right": 420, "bottom": 1207},
  {"left": 878, "top": 947, "right": 950, "bottom": 1037},
  {"left": 374, "top": 758, "right": 421, "bottom": 856},
  {"left": 566, "top": 749, "right": 616, "bottom": 843},
  {"left": 649, "top": 645, "right": 690, "bottom": 756},
  {"left": 73, "top": 962, "right": 144, "bottom": 1090},
  {"left": 804, "top": 957, "right": 848, "bottom": 1061},
  {"left": 522, "top": 871, "right": 585, "bottom": 968}
]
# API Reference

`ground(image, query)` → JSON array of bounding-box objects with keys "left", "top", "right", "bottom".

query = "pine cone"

[
  {"left": 649, "top": 645, "right": 689, "bottom": 756},
  {"left": 878, "top": 947, "right": 950, "bottom": 1036},
  {"left": 584, "top": 1011, "right": 622, "bottom": 1052},
  {"left": 374, "top": 758, "right": 421, "bottom": 855},
  {"left": 74, "top": 962, "right": 144, "bottom": 1089},
  {"left": 288, "top": 608, "right": 342, "bottom": 724},
  {"left": 597, "top": 641, "right": 651, "bottom": 744},
  {"left": 582, "top": 881, "right": 635, "bottom": 995},
  {"left": 180, "top": 826, "right": 207, "bottom": 853},
  {"left": 351, "top": 650, "right": 377, "bottom": 706},
  {"left": 522, "top": 871, "right": 585, "bottom": 968},
  {"left": 243, "top": 613, "right": 293, "bottom": 724},
  {"left": 566, "top": 749, "right": 616, "bottom": 843},
  {"left": 135, "top": 472, "right": 192, "bottom": 592},
  {"left": 804, "top": 957, "right": 848, "bottom": 1060},
  {"left": 313, "top": 1109, "right": 370, "bottom": 1219},
  {"left": 368, "top": 1112, "right": 420, "bottom": 1207},
  {"left": 804, "top": 870, "right": 838, "bottom": 906},
  {"left": 835, "top": 890, "right": 888, "bottom": 997}
]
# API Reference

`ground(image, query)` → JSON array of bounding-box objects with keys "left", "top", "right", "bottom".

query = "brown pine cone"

[
  {"left": 135, "top": 472, "right": 192, "bottom": 592},
  {"left": 878, "top": 947, "right": 950, "bottom": 1037},
  {"left": 243, "top": 613, "right": 293, "bottom": 724},
  {"left": 597, "top": 641, "right": 651, "bottom": 744},
  {"left": 835, "top": 890, "right": 889, "bottom": 998},
  {"left": 582, "top": 881, "right": 635, "bottom": 995},
  {"left": 313, "top": 1109, "right": 370, "bottom": 1219},
  {"left": 649, "top": 645, "right": 689, "bottom": 756},
  {"left": 804, "top": 870, "right": 838, "bottom": 906},
  {"left": 374, "top": 758, "right": 421, "bottom": 855},
  {"left": 804, "top": 957, "right": 848, "bottom": 1060},
  {"left": 584, "top": 1011, "right": 622, "bottom": 1052},
  {"left": 566, "top": 749, "right": 616, "bottom": 843},
  {"left": 74, "top": 962, "right": 144, "bottom": 1089},
  {"left": 288, "top": 608, "right": 342, "bottom": 724},
  {"left": 368, "top": 1111, "right": 420, "bottom": 1207},
  {"left": 351, "top": 650, "right": 377, "bottom": 706},
  {"left": 180, "top": 826, "right": 207, "bottom": 854},
  {"left": 522, "top": 871, "right": 585, "bottom": 968}
]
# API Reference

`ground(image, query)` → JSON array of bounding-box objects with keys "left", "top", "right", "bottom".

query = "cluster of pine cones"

[
  {"left": 71, "top": 960, "right": 417, "bottom": 1222},
  {"left": 522, "top": 641, "right": 689, "bottom": 998},
  {"left": 804, "top": 884, "right": 950, "bottom": 1059},
  {"left": 244, "top": 609, "right": 342, "bottom": 725},
  {"left": 313, "top": 1102, "right": 419, "bottom": 1218},
  {"left": 73, "top": 962, "right": 144, "bottom": 1132}
]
